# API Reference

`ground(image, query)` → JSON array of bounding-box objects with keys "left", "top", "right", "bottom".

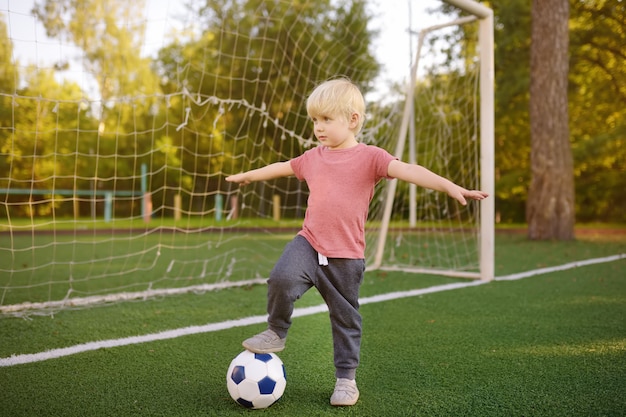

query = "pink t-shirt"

[{"left": 290, "top": 143, "right": 396, "bottom": 259}]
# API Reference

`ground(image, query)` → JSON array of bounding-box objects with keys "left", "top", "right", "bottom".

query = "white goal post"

[
  {"left": 449, "top": 0, "right": 494, "bottom": 281},
  {"left": 451, "top": 0, "right": 494, "bottom": 281}
]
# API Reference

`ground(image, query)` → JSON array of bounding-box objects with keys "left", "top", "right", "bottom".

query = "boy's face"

[{"left": 311, "top": 112, "right": 359, "bottom": 150}]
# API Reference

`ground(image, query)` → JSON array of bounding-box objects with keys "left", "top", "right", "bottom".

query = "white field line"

[
  {"left": 0, "top": 278, "right": 270, "bottom": 315},
  {"left": 1, "top": 254, "right": 624, "bottom": 368},
  {"left": 494, "top": 253, "right": 626, "bottom": 281}
]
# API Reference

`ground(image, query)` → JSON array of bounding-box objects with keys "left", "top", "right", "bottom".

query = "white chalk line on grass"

[
  {"left": 1, "top": 253, "right": 624, "bottom": 368},
  {"left": 0, "top": 281, "right": 485, "bottom": 368},
  {"left": 494, "top": 253, "right": 626, "bottom": 281}
]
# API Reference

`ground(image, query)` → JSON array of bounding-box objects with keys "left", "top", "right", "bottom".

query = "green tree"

[
  {"left": 0, "top": 15, "right": 19, "bottom": 197},
  {"left": 490, "top": 0, "right": 532, "bottom": 223},
  {"left": 32, "top": 0, "right": 159, "bottom": 104},
  {"left": 569, "top": 0, "right": 626, "bottom": 222},
  {"left": 527, "top": 0, "right": 575, "bottom": 239},
  {"left": 2, "top": 67, "right": 97, "bottom": 216},
  {"left": 0, "top": 16, "right": 17, "bottom": 95},
  {"left": 33, "top": 0, "right": 166, "bottom": 216}
]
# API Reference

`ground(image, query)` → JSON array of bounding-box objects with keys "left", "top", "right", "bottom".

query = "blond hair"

[{"left": 306, "top": 78, "right": 366, "bottom": 134}]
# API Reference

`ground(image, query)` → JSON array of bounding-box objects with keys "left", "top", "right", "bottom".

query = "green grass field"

[{"left": 1, "top": 231, "right": 625, "bottom": 416}]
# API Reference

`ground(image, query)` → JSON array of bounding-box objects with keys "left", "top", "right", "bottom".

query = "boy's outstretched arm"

[
  {"left": 387, "top": 160, "right": 488, "bottom": 206},
  {"left": 226, "top": 161, "right": 294, "bottom": 186}
]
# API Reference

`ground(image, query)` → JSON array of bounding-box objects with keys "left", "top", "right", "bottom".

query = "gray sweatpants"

[{"left": 266, "top": 235, "right": 365, "bottom": 380}]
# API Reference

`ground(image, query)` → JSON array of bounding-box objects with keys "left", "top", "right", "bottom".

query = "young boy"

[{"left": 225, "top": 78, "right": 488, "bottom": 406}]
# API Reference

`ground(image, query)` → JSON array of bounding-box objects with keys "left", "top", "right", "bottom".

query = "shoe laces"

[{"left": 335, "top": 378, "right": 357, "bottom": 394}]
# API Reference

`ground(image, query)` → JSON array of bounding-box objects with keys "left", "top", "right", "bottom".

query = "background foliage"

[
  {"left": 0, "top": 0, "right": 624, "bottom": 223},
  {"left": 490, "top": 0, "right": 625, "bottom": 223}
]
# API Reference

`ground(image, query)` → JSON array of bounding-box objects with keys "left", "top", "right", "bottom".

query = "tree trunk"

[{"left": 527, "top": 0, "right": 575, "bottom": 240}]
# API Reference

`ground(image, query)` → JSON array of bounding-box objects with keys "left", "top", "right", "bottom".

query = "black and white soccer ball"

[{"left": 226, "top": 350, "right": 287, "bottom": 409}]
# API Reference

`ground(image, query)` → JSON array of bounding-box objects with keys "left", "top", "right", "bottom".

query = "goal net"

[{"left": 0, "top": 0, "right": 493, "bottom": 316}]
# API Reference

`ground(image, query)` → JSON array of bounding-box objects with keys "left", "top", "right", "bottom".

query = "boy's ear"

[{"left": 349, "top": 112, "right": 359, "bottom": 128}]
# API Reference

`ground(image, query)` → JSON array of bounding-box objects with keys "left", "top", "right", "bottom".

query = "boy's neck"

[{"left": 326, "top": 137, "right": 359, "bottom": 150}]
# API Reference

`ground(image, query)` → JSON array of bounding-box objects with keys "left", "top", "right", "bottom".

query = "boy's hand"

[
  {"left": 225, "top": 173, "right": 250, "bottom": 186},
  {"left": 448, "top": 187, "right": 489, "bottom": 206}
]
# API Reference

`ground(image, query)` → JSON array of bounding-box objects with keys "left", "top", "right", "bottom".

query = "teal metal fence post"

[
  {"left": 215, "top": 193, "right": 223, "bottom": 222},
  {"left": 104, "top": 192, "right": 113, "bottom": 222}
]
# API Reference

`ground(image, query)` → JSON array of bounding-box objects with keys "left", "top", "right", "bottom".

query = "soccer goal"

[
  {"left": 366, "top": 0, "right": 494, "bottom": 280},
  {"left": 0, "top": 0, "right": 493, "bottom": 316}
]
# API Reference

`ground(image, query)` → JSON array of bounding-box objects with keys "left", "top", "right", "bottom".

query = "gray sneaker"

[
  {"left": 242, "top": 329, "right": 286, "bottom": 353},
  {"left": 330, "top": 378, "right": 359, "bottom": 406}
]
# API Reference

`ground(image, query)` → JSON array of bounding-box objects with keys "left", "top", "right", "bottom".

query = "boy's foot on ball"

[
  {"left": 330, "top": 378, "right": 359, "bottom": 406},
  {"left": 242, "top": 329, "right": 286, "bottom": 353}
]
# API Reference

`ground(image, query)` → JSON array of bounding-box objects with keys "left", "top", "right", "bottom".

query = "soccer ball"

[{"left": 226, "top": 350, "right": 287, "bottom": 409}]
